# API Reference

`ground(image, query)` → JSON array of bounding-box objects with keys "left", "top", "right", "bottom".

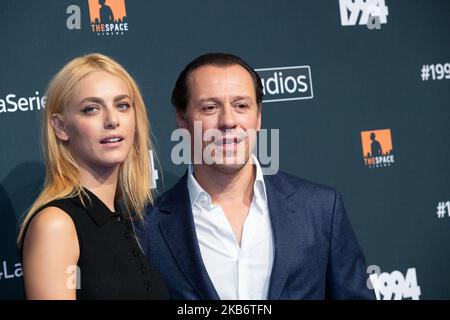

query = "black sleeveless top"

[{"left": 34, "top": 189, "right": 169, "bottom": 300}]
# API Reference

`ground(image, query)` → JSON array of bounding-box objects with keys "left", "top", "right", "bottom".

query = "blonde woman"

[{"left": 17, "top": 53, "right": 168, "bottom": 300}]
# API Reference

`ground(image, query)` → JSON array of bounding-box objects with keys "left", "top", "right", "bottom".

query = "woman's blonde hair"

[{"left": 17, "top": 53, "right": 154, "bottom": 247}]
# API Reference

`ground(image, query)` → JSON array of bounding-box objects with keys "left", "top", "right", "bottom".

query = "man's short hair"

[{"left": 171, "top": 52, "right": 264, "bottom": 113}]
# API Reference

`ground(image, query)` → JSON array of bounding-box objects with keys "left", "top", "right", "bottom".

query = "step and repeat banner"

[{"left": 0, "top": 1, "right": 449, "bottom": 299}]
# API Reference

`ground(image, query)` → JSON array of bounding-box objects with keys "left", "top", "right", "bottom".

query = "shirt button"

[
  {"left": 115, "top": 216, "right": 121, "bottom": 222},
  {"left": 132, "top": 250, "right": 139, "bottom": 257},
  {"left": 140, "top": 267, "right": 147, "bottom": 274},
  {"left": 146, "top": 284, "right": 152, "bottom": 292}
]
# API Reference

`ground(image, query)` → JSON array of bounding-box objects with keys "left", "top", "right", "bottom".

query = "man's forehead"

[
  {"left": 189, "top": 64, "right": 252, "bottom": 83},
  {"left": 187, "top": 64, "right": 255, "bottom": 96}
]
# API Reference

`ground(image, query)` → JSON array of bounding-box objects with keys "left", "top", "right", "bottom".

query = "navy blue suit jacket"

[{"left": 138, "top": 171, "right": 375, "bottom": 299}]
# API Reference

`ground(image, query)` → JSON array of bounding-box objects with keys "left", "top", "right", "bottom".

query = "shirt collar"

[
  {"left": 69, "top": 187, "right": 120, "bottom": 226},
  {"left": 187, "top": 154, "right": 268, "bottom": 209},
  {"left": 187, "top": 164, "right": 211, "bottom": 208},
  {"left": 253, "top": 155, "right": 268, "bottom": 204}
]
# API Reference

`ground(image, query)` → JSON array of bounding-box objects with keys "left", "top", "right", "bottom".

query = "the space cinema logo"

[
  {"left": 88, "top": 0, "right": 128, "bottom": 36},
  {"left": 361, "top": 129, "right": 395, "bottom": 168}
]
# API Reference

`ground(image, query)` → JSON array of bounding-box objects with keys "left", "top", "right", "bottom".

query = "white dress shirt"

[{"left": 187, "top": 156, "right": 274, "bottom": 300}]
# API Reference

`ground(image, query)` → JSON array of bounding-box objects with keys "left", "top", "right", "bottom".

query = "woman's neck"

[{"left": 77, "top": 163, "right": 119, "bottom": 212}]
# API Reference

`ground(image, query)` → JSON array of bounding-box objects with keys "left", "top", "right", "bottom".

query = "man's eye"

[
  {"left": 81, "top": 106, "right": 98, "bottom": 114},
  {"left": 236, "top": 103, "right": 249, "bottom": 110},
  {"left": 202, "top": 105, "right": 217, "bottom": 112}
]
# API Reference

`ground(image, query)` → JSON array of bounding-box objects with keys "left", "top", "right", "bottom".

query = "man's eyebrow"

[
  {"left": 197, "top": 96, "right": 252, "bottom": 104},
  {"left": 231, "top": 95, "right": 252, "bottom": 102},
  {"left": 197, "top": 97, "right": 222, "bottom": 104}
]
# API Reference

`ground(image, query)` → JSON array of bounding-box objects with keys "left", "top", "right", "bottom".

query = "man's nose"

[{"left": 218, "top": 104, "right": 237, "bottom": 129}]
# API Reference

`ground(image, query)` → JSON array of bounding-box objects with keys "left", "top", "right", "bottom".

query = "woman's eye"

[
  {"left": 81, "top": 106, "right": 98, "bottom": 114},
  {"left": 117, "top": 103, "right": 131, "bottom": 110}
]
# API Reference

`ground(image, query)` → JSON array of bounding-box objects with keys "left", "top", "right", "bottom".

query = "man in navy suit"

[{"left": 139, "top": 53, "right": 374, "bottom": 300}]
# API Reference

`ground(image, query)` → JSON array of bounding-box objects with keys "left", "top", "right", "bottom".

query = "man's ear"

[
  {"left": 176, "top": 111, "right": 188, "bottom": 129},
  {"left": 50, "top": 114, "right": 69, "bottom": 141}
]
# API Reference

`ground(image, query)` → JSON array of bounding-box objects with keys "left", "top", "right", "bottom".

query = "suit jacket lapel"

[
  {"left": 158, "top": 174, "right": 220, "bottom": 300},
  {"left": 265, "top": 173, "right": 305, "bottom": 300}
]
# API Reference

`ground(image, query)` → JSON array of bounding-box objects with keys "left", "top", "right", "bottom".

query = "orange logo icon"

[
  {"left": 361, "top": 129, "right": 395, "bottom": 168},
  {"left": 88, "top": 0, "right": 128, "bottom": 35}
]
